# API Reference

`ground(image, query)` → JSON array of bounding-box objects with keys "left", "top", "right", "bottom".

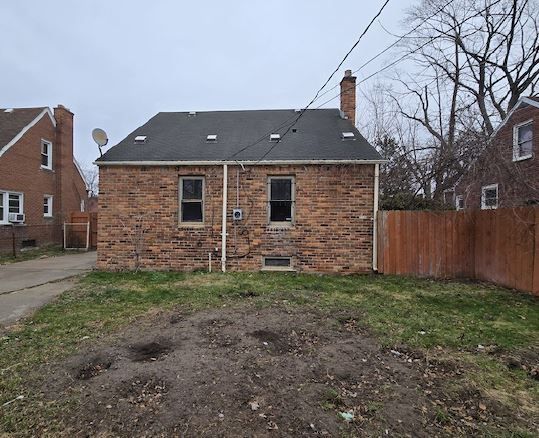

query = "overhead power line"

[{"left": 227, "top": 0, "right": 391, "bottom": 162}]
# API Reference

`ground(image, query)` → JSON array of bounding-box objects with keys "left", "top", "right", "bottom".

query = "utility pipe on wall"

[
  {"left": 221, "top": 164, "right": 228, "bottom": 272},
  {"left": 372, "top": 163, "right": 380, "bottom": 271}
]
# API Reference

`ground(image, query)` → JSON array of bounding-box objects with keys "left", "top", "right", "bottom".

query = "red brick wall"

[
  {"left": 456, "top": 104, "right": 539, "bottom": 208},
  {"left": 0, "top": 108, "right": 88, "bottom": 253},
  {"left": 97, "top": 164, "right": 375, "bottom": 273}
]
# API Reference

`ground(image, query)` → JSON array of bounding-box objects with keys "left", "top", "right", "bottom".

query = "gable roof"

[
  {"left": 0, "top": 107, "right": 56, "bottom": 158},
  {"left": 491, "top": 97, "right": 539, "bottom": 137},
  {"left": 96, "top": 109, "right": 383, "bottom": 165}
]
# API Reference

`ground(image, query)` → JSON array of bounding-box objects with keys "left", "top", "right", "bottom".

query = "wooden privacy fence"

[
  {"left": 377, "top": 208, "right": 539, "bottom": 295},
  {"left": 66, "top": 212, "right": 97, "bottom": 250}
]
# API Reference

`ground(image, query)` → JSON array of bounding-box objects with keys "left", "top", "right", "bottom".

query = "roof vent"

[
  {"left": 341, "top": 132, "right": 355, "bottom": 140},
  {"left": 294, "top": 109, "right": 302, "bottom": 113},
  {"left": 134, "top": 135, "right": 147, "bottom": 144},
  {"left": 188, "top": 111, "right": 197, "bottom": 117},
  {"left": 206, "top": 134, "right": 217, "bottom": 142},
  {"left": 270, "top": 133, "right": 281, "bottom": 142},
  {"left": 4, "top": 108, "right": 14, "bottom": 113}
]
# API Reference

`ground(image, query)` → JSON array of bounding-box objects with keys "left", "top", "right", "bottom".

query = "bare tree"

[
  {"left": 372, "top": 0, "right": 538, "bottom": 203},
  {"left": 83, "top": 165, "right": 99, "bottom": 197}
]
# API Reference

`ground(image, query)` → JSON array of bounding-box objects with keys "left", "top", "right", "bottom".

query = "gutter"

[
  {"left": 94, "top": 159, "right": 387, "bottom": 166},
  {"left": 372, "top": 163, "right": 380, "bottom": 272}
]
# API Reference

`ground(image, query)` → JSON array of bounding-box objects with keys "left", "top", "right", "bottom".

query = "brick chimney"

[
  {"left": 340, "top": 69, "right": 357, "bottom": 126},
  {"left": 53, "top": 104, "right": 74, "bottom": 223}
]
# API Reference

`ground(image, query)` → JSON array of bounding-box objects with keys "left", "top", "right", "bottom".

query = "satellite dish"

[
  {"left": 92, "top": 128, "right": 108, "bottom": 157},
  {"left": 92, "top": 128, "right": 108, "bottom": 147}
]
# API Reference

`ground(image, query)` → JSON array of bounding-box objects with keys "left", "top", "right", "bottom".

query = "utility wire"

[{"left": 227, "top": 0, "right": 391, "bottom": 162}]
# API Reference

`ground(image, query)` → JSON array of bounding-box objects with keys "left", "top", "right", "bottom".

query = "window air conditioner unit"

[{"left": 8, "top": 213, "right": 25, "bottom": 223}]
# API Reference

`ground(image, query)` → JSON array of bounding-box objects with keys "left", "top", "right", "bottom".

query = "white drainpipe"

[
  {"left": 372, "top": 163, "right": 380, "bottom": 272},
  {"left": 221, "top": 164, "right": 228, "bottom": 272}
]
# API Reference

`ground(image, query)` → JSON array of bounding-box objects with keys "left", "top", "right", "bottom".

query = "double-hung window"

[
  {"left": 0, "top": 191, "right": 24, "bottom": 223},
  {"left": 455, "top": 195, "right": 464, "bottom": 211},
  {"left": 44, "top": 195, "right": 53, "bottom": 217},
  {"left": 180, "top": 177, "right": 204, "bottom": 224},
  {"left": 481, "top": 184, "right": 498, "bottom": 210},
  {"left": 268, "top": 176, "right": 295, "bottom": 224},
  {"left": 513, "top": 121, "right": 533, "bottom": 161},
  {"left": 41, "top": 139, "right": 52, "bottom": 169}
]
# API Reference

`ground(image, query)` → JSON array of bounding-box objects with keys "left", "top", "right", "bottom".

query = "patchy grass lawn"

[
  {"left": 0, "top": 272, "right": 537, "bottom": 436},
  {"left": 0, "top": 245, "right": 65, "bottom": 265}
]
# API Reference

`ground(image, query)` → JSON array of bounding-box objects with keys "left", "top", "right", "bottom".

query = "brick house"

[
  {"left": 95, "top": 71, "right": 383, "bottom": 273},
  {"left": 454, "top": 97, "right": 539, "bottom": 210},
  {"left": 0, "top": 105, "right": 89, "bottom": 253}
]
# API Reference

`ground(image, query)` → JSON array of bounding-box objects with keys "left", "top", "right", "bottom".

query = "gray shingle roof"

[
  {"left": 0, "top": 107, "right": 47, "bottom": 152},
  {"left": 97, "top": 109, "right": 382, "bottom": 164}
]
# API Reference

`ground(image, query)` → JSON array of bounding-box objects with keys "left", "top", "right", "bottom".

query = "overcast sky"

[{"left": 1, "top": 0, "right": 415, "bottom": 168}]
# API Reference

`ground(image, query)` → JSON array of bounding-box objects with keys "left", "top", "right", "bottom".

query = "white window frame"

[
  {"left": 267, "top": 176, "right": 295, "bottom": 226},
  {"left": 44, "top": 195, "right": 53, "bottom": 217},
  {"left": 179, "top": 176, "right": 205, "bottom": 225},
  {"left": 481, "top": 184, "right": 498, "bottom": 210},
  {"left": 41, "top": 139, "right": 53, "bottom": 170},
  {"left": 513, "top": 120, "right": 533, "bottom": 162},
  {"left": 80, "top": 199, "right": 85, "bottom": 212},
  {"left": 455, "top": 195, "right": 464, "bottom": 211},
  {"left": 0, "top": 190, "right": 24, "bottom": 224}
]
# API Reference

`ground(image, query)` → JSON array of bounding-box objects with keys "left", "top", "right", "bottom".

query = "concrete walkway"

[{"left": 0, "top": 251, "right": 96, "bottom": 325}]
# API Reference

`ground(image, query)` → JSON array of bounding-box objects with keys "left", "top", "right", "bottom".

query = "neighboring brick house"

[
  {"left": 95, "top": 71, "right": 383, "bottom": 273},
  {"left": 0, "top": 105, "right": 89, "bottom": 253},
  {"left": 454, "top": 97, "right": 539, "bottom": 210}
]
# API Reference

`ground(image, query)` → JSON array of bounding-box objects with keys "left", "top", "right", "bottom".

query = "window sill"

[
  {"left": 44, "top": 215, "right": 53, "bottom": 219},
  {"left": 179, "top": 222, "right": 206, "bottom": 229},
  {"left": 40, "top": 165, "right": 54, "bottom": 172},
  {"left": 267, "top": 222, "right": 293, "bottom": 231},
  {"left": 261, "top": 266, "right": 296, "bottom": 272},
  {"left": 513, "top": 154, "right": 532, "bottom": 162}
]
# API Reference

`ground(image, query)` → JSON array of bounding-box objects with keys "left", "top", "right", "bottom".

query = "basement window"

[
  {"left": 134, "top": 135, "right": 147, "bottom": 144},
  {"left": 262, "top": 256, "right": 292, "bottom": 271},
  {"left": 341, "top": 132, "right": 355, "bottom": 140},
  {"left": 270, "top": 133, "right": 281, "bottom": 142},
  {"left": 180, "top": 177, "right": 204, "bottom": 223},
  {"left": 206, "top": 134, "right": 217, "bottom": 142}
]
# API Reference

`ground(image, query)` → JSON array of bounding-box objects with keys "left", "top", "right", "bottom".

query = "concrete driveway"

[{"left": 0, "top": 251, "right": 96, "bottom": 325}]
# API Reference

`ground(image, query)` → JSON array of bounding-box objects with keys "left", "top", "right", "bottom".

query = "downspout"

[
  {"left": 221, "top": 164, "right": 228, "bottom": 272},
  {"left": 372, "top": 163, "right": 380, "bottom": 272}
]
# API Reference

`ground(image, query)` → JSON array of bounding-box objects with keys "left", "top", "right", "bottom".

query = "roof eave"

[{"left": 94, "top": 159, "right": 387, "bottom": 166}]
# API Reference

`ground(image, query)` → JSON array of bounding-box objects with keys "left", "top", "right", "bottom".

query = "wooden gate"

[{"left": 69, "top": 212, "right": 97, "bottom": 249}]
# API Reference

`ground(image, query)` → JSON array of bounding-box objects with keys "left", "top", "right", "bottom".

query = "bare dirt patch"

[{"left": 38, "top": 305, "right": 535, "bottom": 436}]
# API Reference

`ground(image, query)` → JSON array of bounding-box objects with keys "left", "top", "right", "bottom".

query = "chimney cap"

[{"left": 344, "top": 69, "right": 352, "bottom": 77}]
